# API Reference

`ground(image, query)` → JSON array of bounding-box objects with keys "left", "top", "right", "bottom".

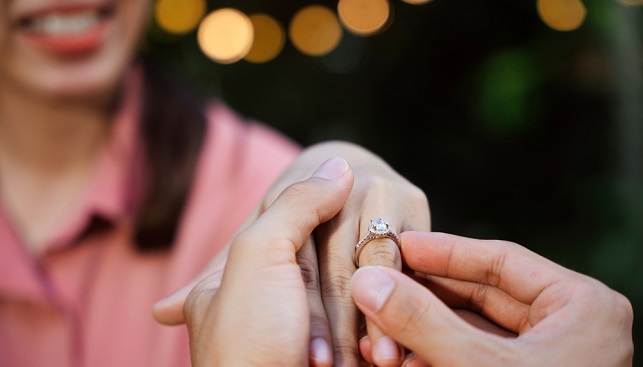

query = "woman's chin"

[
  {"left": 19, "top": 65, "right": 123, "bottom": 105},
  {"left": 50, "top": 82, "right": 117, "bottom": 103}
]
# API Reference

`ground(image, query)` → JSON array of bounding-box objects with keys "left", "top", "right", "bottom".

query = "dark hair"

[{"left": 133, "top": 60, "right": 207, "bottom": 250}]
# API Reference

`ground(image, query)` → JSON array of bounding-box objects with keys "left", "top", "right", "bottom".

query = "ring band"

[{"left": 354, "top": 218, "right": 400, "bottom": 267}]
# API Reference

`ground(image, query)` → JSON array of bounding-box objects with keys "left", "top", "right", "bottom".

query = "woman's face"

[{"left": 0, "top": 0, "right": 150, "bottom": 102}]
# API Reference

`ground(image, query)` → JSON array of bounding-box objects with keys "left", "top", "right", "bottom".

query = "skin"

[
  {"left": 0, "top": 0, "right": 430, "bottom": 363},
  {"left": 352, "top": 232, "right": 635, "bottom": 367},
  {"left": 0, "top": 0, "right": 149, "bottom": 252},
  {"left": 154, "top": 143, "right": 431, "bottom": 367},
  {"left": 0, "top": 0, "right": 148, "bottom": 100},
  {"left": 184, "top": 160, "right": 633, "bottom": 367},
  {"left": 184, "top": 157, "right": 356, "bottom": 366}
]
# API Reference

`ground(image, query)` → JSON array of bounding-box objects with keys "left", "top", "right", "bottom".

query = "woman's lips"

[{"left": 17, "top": 5, "right": 115, "bottom": 54}]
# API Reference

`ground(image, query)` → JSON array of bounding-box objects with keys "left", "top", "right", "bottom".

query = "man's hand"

[{"left": 352, "top": 232, "right": 634, "bottom": 367}]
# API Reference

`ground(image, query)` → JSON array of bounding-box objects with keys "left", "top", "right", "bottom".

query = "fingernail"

[
  {"left": 309, "top": 337, "right": 332, "bottom": 365},
  {"left": 373, "top": 336, "right": 399, "bottom": 362},
  {"left": 312, "top": 157, "right": 349, "bottom": 180},
  {"left": 351, "top": 266, "right": 395, "bottom": 313}
]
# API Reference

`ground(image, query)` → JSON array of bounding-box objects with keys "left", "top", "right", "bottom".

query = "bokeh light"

[
  {"left": 338, "top": 0, "right": 391, "bottom": 36},
  {"left": 198, "top": 8, "right": 254, "bottom": 64},
  {"left": 537, "top": 0, "right": 587, "bottom": 31},
  {"left": 289, "top": 5, "right": 343, "bottom": 56},
  {"left": 155, "top": 0, "right": 206, "bottom": 34},
  {"left": 401, "top": 0, "right": 432, "bottom": 6},
  {"left": 245, "top": 14, "right": 286, "bottom": 63}
]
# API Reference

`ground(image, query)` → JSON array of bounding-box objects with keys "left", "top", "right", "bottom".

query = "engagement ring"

[{"left": 354, "top": 218, "right": 400, "bottom": 267}]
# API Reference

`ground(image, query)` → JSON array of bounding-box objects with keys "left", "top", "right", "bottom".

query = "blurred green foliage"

[{"left": 145, "top": 0, "right": 643, "bottom": 361}]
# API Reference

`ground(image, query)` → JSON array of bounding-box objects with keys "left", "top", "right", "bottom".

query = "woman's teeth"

[{"left": 26, "top": 12, "right": 101, "bottom": 35}]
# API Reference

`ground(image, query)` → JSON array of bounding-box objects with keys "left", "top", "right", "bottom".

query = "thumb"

[
  {"left": 153, "top": 157, "right": 354, "bottom": 325},
  {"left": 226, "top": 156, "right": 354, "bottom": 269},
  {"left": 184, "top": 157, "right": 355, "bottom": 366},
  {"left": 351, "top": 266, "right": 516, "bottom": 366}
]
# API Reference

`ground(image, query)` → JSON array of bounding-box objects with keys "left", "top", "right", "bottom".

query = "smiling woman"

[
  {"left": 0, "top": 1, "right": 290, "bottom": 366},
  {"left": 0, "top": 1, "right": 433, "bottom": 366},
  {"left": 1, "top": 1, "right": 148, "bottom": 98},
  {"left": 18, "top": 7, "right": 114, "bottom": 53}
]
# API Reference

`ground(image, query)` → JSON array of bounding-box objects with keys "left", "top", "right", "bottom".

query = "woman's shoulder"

[
  {"left": 200, "top": 101, "right": 300, "bottom": 183},
  {"left": 169, "top": 102, "right": 300, "bottom": 267}
]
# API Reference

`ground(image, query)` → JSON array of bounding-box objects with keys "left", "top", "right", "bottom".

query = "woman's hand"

[
  {"left": 285, "top": 143, "right": 431, "bottom": 367},
  {"left": 254, "top": 142, "right": 431, "bottom": 366},
  {"left": 185, "top": 158, "right": 354, "bottom": 366},
  {"left": 154, "top": 142, "right": 431, "bottom": 366},
  {"left": 351, "top": 232, "right": 635, "bottom": 367}
]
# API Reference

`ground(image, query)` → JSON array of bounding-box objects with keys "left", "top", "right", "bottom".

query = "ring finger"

[{"left": 356, "top": 217, "right": 405, "bottom": 367}]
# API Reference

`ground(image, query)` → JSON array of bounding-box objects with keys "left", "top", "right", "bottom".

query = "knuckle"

[
  {"left": 412, "top": 185, "right": 429, "bottom": 205},
  {"left": 262, "top": 186, "right": 282, "bottom": 211},
  {"left": 467, "top": 283, "right": 488, "bottom": 314},
  {"left": 183, "top": 287, "right": 215, "bottom": 326},
  {"left": 309, "top": 313, "right": 330, "bottom": 337},
  {"left": 358, "top": 172, "right": 392, "bottom": 189},
  {"left": 331, "top": 337, "right": 360, "bottom": 361},
  {"left": 612, "top": 291, "right": 634, "bottom": 326},
  {"left": 574, "top": 277, "right": 634, "bottom": 326},
  {"left": 408, "top": 185, "right": 430, "bottom": 211},
  {"left": 321, "top": 272, "right": 354, "bottom": 299},
  {"left": 490, "top": 239, "right": 521, "bottom": 250},
  {"left": 281, "top": 180, "right": 318, "bottom": 201},
  {"left": 298, "top": 257, "right": 321, "bottom": 290},
  {"left": 232, "top": 229, "right": 256, "bottom": 249},
  {"left": 486, "top": 247, "right": 508, "bottom": 287}
]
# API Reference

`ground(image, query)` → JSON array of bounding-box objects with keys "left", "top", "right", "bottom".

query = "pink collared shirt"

[{"left": 0, "top": 73, "right": 299, "bottom": 367}]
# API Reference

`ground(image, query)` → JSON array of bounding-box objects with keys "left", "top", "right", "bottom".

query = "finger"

[
  {"left": 183, "top": 158, "right": 355, "bottom": 366},
  {"left": 400, "top": 232, "right": 573, "bottom": 304},
  {"left": 298, "top": 236, "right": 333, "bottom": 367},
  {"left": 152, "top": 202, "right": 264, "bottom": 325},
  {"left": 402, "top": 353, "right": 432, "bottom": 367},
  {"left": 152, "top": 242, "right": 230, "bottom": 325},
  {"left": 358, "top": 336, "right": 375, "bottom": 366},
  {"left": 359, "top": 313, "right": 515, "bottom": 365},
  {"left": 316, "top": 213, "right": 362, "bottom": 367},
  {"left": 357, "top": 187, "right": 430, "bottom": 366},
  {"left": 357, "top": 219, "right": 403, "bottom": 367},
  {"left": 453, "top": 310, "right": 518, "bottom": 338},
  {"left": 414, "top": 274, "right": 531, "bottom": 333},
  {"left": 351, "top": 266, "right": 518, "bottom": 366},
  {"left": 359, "top": 311, "right": 516, "bottom": 362},
  {"left": 229, "top": 157, "right": 354, "bottom": 270},
  {"left": 360, "top": 309, "right": 517, "bottom": 348}
]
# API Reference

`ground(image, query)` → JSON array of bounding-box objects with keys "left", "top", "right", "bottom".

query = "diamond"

[{"left": 369, "top": 218, "right": 388, "bottom": 235}]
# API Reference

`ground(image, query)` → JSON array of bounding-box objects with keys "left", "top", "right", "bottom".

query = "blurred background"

[{"left": 146, "top": 0, "right": 642, "bottom": 360}]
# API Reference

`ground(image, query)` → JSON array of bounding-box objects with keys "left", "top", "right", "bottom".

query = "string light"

[
  {"left": 338, "top": 0, "right": 391, "bottom": 36},
  {"left": 401, "top": 0, "right": 432, "bottom": 5},
  {"left": 183, "top": 0, "right": 592, "bottom": 64},
  {"left": 155, "top": 0, "right": 206, "bottom": 34},
  {"left": 245, "top": 14, "right": 286, "bottom": 63},
  {"left": 537, "top": 0, "right": 586, "bottom": 31},
  {"left": 289, "top": 5, "right": 343, "bottom": 56},
  {"left": 197, "top": 8, "right": 254, "bottom": 64}
]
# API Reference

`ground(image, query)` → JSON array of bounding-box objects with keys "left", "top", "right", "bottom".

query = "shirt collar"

[{"left": 45, "top": 66, "right": 145, "bottom": 252}]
